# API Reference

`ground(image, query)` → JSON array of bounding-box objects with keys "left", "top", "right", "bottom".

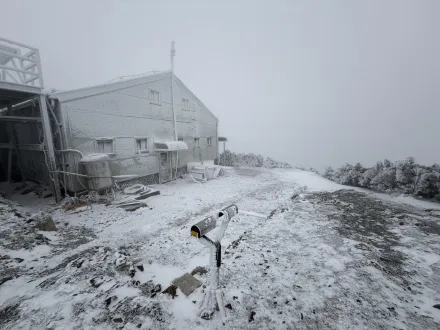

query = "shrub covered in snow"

[
  {"left": 324, "top": 157, "right": 440, "bottom": 201},
  {"left": 219, "top": 151, "right": 292, "bottom": 169}
]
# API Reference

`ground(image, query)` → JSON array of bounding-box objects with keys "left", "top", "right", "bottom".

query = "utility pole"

[{"left": 170, "top": 41, "right": 177, "bottom": 141}]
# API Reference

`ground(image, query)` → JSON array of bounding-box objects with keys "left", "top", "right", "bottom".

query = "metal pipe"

[
  {"left": 46, "top": 98, "right": 66, "bottom": 193},
  {"left": 170, "top": 42, "right": 177, "bottom": 141},
  {"left": 0, "top": 97, "right": 38, "bottom": 112}
]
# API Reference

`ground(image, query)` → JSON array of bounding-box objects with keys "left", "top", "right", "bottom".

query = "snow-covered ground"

[{"left": 1, "top": 168, "right": 440, "bottom": 329}]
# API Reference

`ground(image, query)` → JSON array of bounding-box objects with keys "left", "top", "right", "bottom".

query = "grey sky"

[{"left": 2, "top": 0, "right": 439, "bottom": 169}]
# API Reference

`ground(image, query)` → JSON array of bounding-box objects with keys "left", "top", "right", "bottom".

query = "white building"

[
  {"left": 0, "top": 37, "right": 221, "bottom": 199},
  {"left": 51, "top": 71, "right": 220, "bottom": 192}
]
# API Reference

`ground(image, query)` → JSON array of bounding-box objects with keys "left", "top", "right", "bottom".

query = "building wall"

[{"left": 60, "top": 75, "right": 218, "bottom": 192}]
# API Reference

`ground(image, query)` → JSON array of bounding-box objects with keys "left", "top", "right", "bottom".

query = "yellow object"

[{"left": 191, "top": 230, "right": 199, "bottom": 238}]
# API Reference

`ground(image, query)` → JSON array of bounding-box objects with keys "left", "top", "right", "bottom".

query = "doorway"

[{"left": 159, "top": 152, "right": 172, "bottom": 183}]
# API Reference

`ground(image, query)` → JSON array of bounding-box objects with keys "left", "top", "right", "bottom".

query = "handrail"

[{"left": 0, "top": 37, "right": 43, "bottom": 88}]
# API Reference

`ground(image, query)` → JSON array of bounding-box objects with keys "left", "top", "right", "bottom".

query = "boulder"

[{"left": 35, "top": 215, "right": 57, "bottom": 231}]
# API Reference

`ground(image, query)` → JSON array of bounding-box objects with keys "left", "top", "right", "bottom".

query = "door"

[{"left": 159, "top": 152, "right": 172, "bottom": 183}]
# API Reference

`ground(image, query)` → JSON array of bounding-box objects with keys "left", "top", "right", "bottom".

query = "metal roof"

[
  {"left": 50, "top": 71, "right": 171, "bottom": 102},
  {"left": 154, "top": 141, "right": 188, "bottom": 151}
]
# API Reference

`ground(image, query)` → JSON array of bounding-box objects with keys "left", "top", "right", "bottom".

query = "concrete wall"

[{"left": 59, "top": 75, "right": 218, "bottom": 192}]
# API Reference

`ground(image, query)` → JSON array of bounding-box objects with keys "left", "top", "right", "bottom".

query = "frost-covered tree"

[
  {"left": 414, "top": 172, "right": 440, "bottom": 198},
  {"left": 323, "top": 156, "right": 440, "bottom": 203},
  {"left": 219, "top": 150, "right": 236, "bottom": 166},
  {"left": 323, "top": 166, "right": 335, "bottom": 180}
]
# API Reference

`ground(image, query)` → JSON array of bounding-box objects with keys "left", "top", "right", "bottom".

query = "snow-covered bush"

[
  {"left": 324, "top": 157, "right": 440, "bottom": 202},
  {"left": 219, "top": 151, "right": 292, "bottom": 169}
]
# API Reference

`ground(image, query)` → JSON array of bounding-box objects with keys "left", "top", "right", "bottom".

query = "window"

[
  {"left": 149, "top": 89, "right": 160, "bottom": 104},
  {"left": 182, "top": 98, "right": 190, "bottom": 110},
  {"left": 178, "top": 137, "right": 184, "bottom": 142},
  {"left": 207, "top": 137, "right": 212, "bottom": 146},
  {"left": 194, "top": 138, "right": 200, "bottom": 147},
  {"left": 96, "top": 139, "right": 114, "bottom": 154},
  {"left": 136, "top": 138, "right": 149, "bottom": 154}
]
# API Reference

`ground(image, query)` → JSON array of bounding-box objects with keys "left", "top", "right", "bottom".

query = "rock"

[
  {"left": 129, "top": 266, "right": 136, "bottom": 278},
  {"left": 14, "top": 258, "right": 24, "bottom": 263},
  {"left": 136, "top": 265, "right": 144, "bottom": 272},
  {"left": 0, "top": 255, "right": 10, "bottom": 260},
  {"left": 233, "top": 296, "right": 238, "bottom": 300},
  {"left": 415, "top": 223, "right": 421, "bottom": 227},
  {"left": 35, "top": 215, "right": 57, "bottom": 231},
  {"left": 249, "top": 311, "right": 256, "bottom": 322},
  {"left": 225, "top": 303, "right": 232, "bottom": 310},
  {"left": 172, "top": 273, "right": 202, "bottom": 297},
  {"left": 433, "top": 304, "right": 440, "bottom": 309},
  {"left": 113, "top": 317, "right": 123, "bottom": 323},
  {"left": 0, "top": 277, "right": 13, "bottom": 286},
  {"left": 191, "top": 266, "right": 208, "bottom": 276},
  {"left": 105, "top": 296, "right": 117, "bottom": 307},
  {"left": 201, "top": 309, "right": 214, "bottom": 320},
  {"left": 399, "top": 222, "right": 404, "bottom": 225},
  {"left": 162, "top": 285, "right": 178, "bottom": 299},
  {"left": 90, "top": 277, "right": 105, "bottom": 288},
  {"left": 153, "top": 284, "right": 162, "bottom": 293},
  {"left": 301, "top": 312, "right": 304, "bottom": 320},
  {"left": 137, "top": 324, "right": 142, "bottom": 328},
  {"left": 140, "top": 281, "right": 161, "bottom": 298}
]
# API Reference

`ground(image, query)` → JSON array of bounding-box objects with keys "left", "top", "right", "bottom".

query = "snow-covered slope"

[{"left": 1, "top": 168, "right": 440, "bottom": 329}]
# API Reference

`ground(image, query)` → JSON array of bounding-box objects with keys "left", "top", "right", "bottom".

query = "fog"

[{"left": 2, "top": 0, "right": 439, "bottom": 170}]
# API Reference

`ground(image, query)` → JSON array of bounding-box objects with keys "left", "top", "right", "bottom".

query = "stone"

[
  {"left": 433, "top": 304, "right": 440, "bottom": 310},
  {"left": 136, "top": 265, "right": 144, "bottom": 272},
  {"left": 162, "top": 285, "right": 178, "bottom": 299},
  {"left": 0, "top": 277, "right": 13, "bottom": 286},
  {"left": 249, "top": 311, "right": 256, "bottom": 322},
  {"left": 172, "top": 273, "right": 202, "bottom": 297},
  {"left": 105, "top": 296, "right": 117, "bottom": 307},
  {"left": 190, "top": 266, "right": 208, "bottom": 276},
  {"left": 35, "top": 216, "right": 57, "bottom": 231},
  {"left": 225, "top": 303, "right": 232, "bottom": 310}
]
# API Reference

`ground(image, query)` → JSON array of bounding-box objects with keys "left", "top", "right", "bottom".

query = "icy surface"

[{"left": 1, "top": 168, "right": 440, "bottom": 329}]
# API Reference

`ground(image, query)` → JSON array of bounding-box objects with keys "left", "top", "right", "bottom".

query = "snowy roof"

[
  {"left": 50, "top": 71, "right": 172, "bottom": 102},
  {"left": 154, "top": 141, "right": 188, "bottom": 151},
  {"left": 49, "top": 71, "right": 219, "bottom": 122}
]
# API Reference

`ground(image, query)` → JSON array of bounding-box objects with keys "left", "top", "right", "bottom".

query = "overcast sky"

[{"left": 2, "top": 0, "right": 439, "bottom": 169}]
